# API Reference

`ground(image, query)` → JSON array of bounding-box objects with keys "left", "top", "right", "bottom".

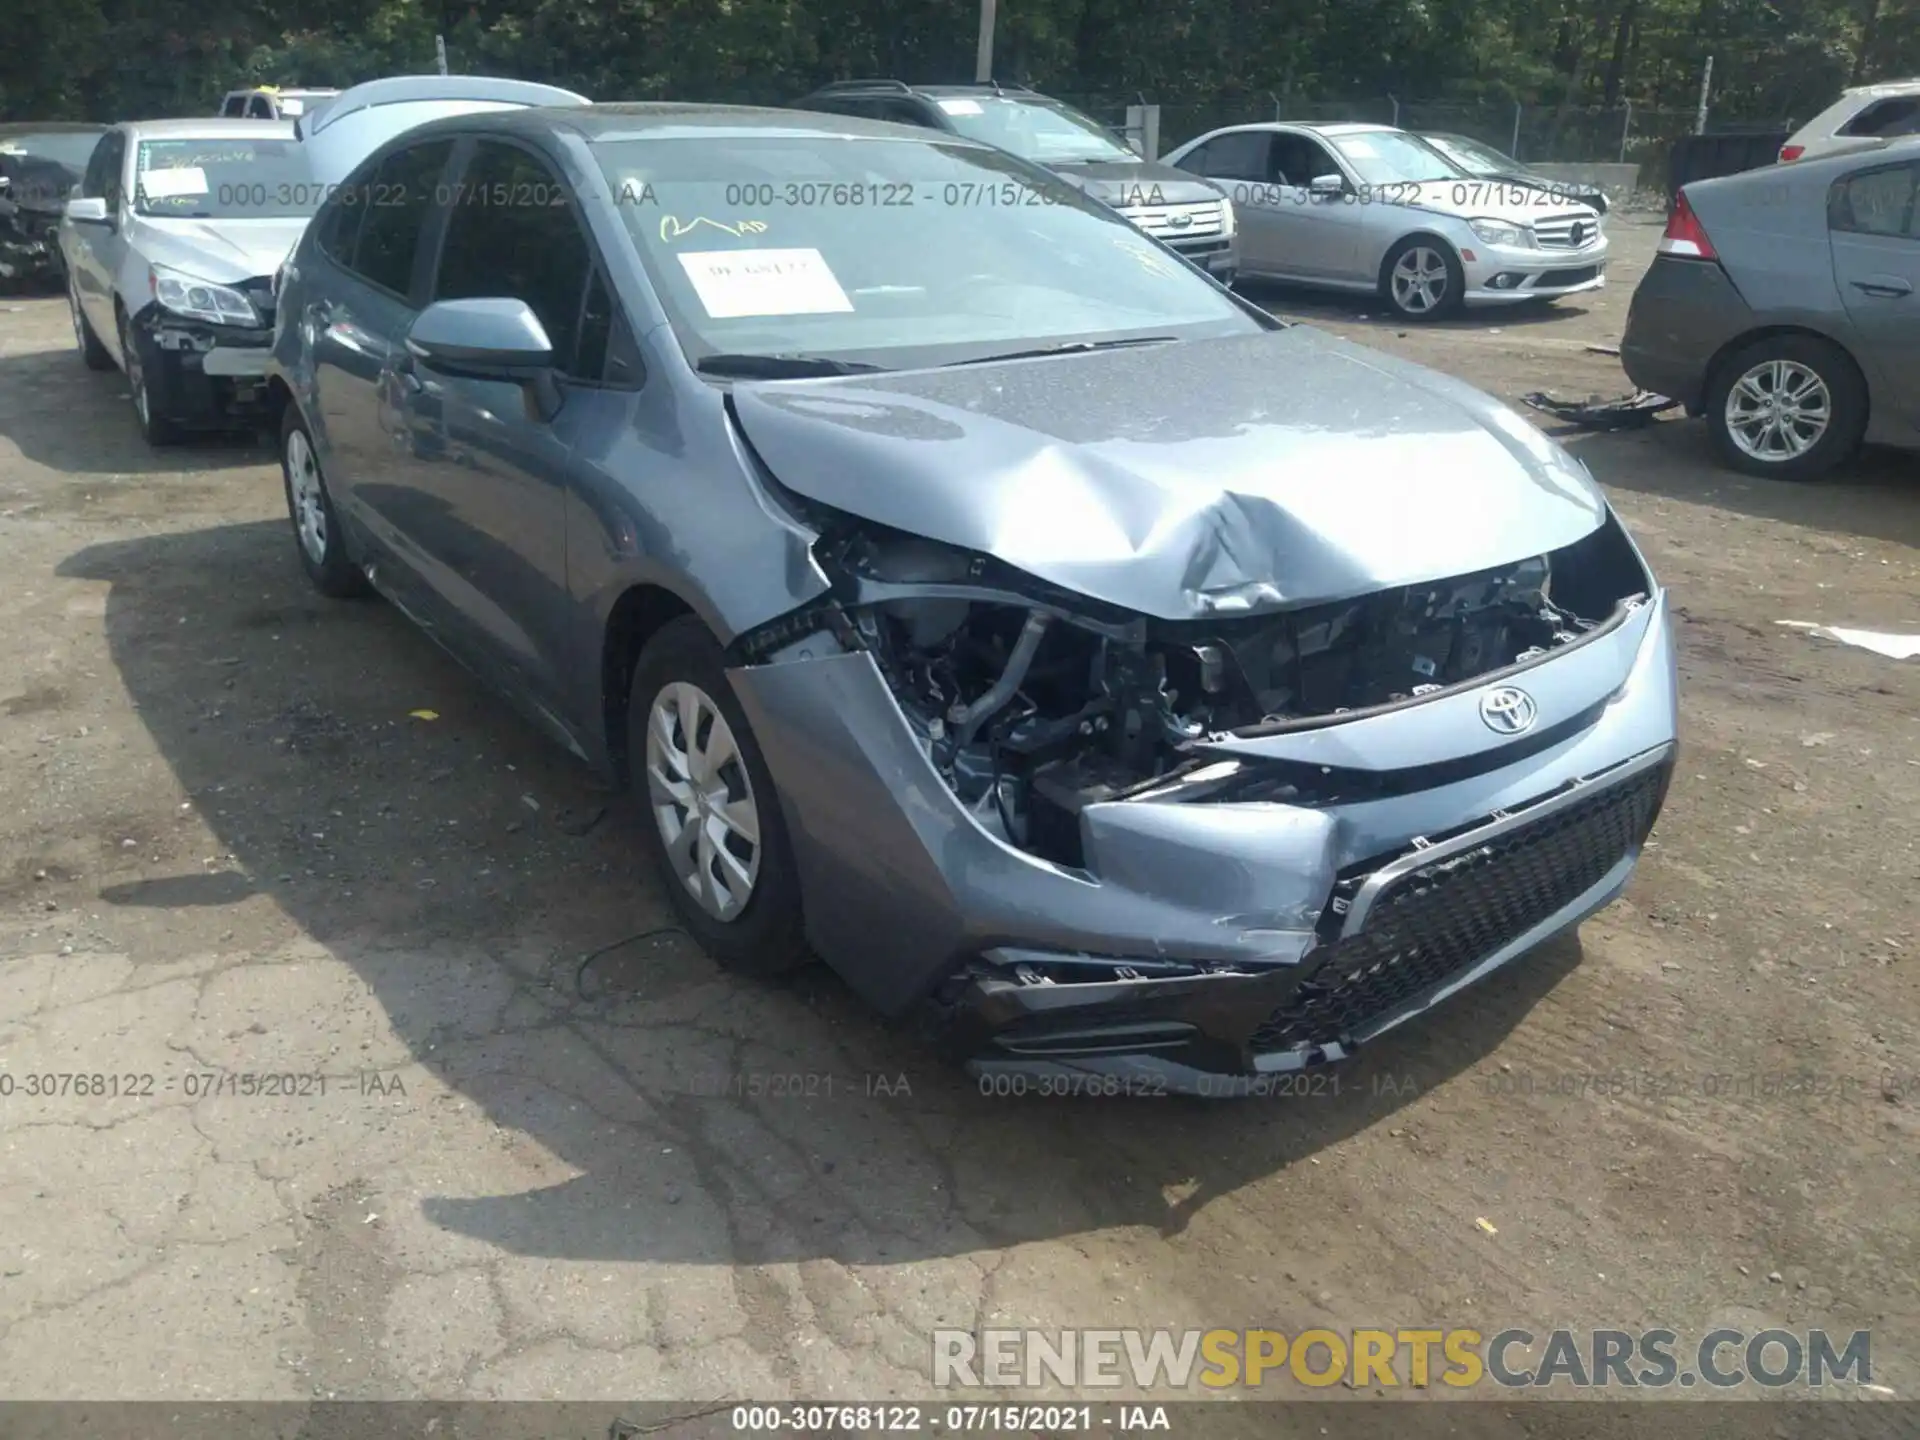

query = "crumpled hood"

[
  {"left": 130, "top": 215, "right": 310, "bottom": 283},
  {"left": 728, "top": 327, "right": 1608, "bottom": 621},
  {"left": 1044, "top": 159, "right": 1226, "bottom": 209}
]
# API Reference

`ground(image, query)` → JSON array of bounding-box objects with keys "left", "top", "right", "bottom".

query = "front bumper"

[
  {"left": 130, "top": 304, "right": 276, "bottom": 427},
  {"left": 729, "top": 589, "right": 1680, "bottom": 1091},
  {"left": 1462, "top": 236, "right": 1610, "bottom": 304}
]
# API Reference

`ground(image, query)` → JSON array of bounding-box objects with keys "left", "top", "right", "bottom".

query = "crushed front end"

[{"left": 726, "top": 506, "right": 1677, "bottom": 1095}]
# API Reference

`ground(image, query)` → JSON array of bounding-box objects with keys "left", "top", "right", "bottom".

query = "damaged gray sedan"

[{"left": 268, "top": 104, "right": 1678, "bottom": 1094}]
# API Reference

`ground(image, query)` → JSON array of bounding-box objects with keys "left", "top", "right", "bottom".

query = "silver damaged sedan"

[{"left": 266, "top": 103, "right": 1678, "bottom": 1095}]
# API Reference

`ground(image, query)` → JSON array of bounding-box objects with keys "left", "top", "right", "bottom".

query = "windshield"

[
  {"left": 0, "top": 131, "right": 103, "bottom": 171},
  {"left": 1325, "top": 131, "right": 1467, "bottom": 186},
  {"left": 1424, "top": 134, "right": 1518, "bottom": 175},
  {"left": 594, "top": 135, "right": 1258, "bottom": 370},
  {"left": 134, "top": 137, "right": 321, "bottom": 219},
  {"left": 929, "top": 96, "right": 1138, "bottom": 164}
]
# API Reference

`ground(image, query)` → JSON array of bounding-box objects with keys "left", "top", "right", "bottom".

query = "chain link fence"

[{"left": 1054, "top": 88, "right": 1790, "bottom": 200}]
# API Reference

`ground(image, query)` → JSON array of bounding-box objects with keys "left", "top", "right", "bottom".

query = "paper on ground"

[
  {"left": 677, "top": 247, "right": 853, "bottom": 319},
  {"left": 1777, "top": 621, "right": 1920, "bottom": 661},
  {"left": 140, "top": 166, "right": 209, "bottom": 199}
]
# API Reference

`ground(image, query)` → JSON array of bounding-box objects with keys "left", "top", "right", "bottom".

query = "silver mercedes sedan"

[
  {"left": 1164, "top": 122, "right": 1610, "bottom": 320},
  {"left": 264, "top": 102, "right": 1677, "bottom": 1094}
]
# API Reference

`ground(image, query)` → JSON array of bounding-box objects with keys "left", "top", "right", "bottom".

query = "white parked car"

[
  {"left": 1163, "top": 121, "right": 1609, "bottom": 321},
  {"left": 1778, "top": 79, "right": 1920, "bottom": 163},
  {"left": 58, "top": 76, "right": 589, "bottom": 445}
]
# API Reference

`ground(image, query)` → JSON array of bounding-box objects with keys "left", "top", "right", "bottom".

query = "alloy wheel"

[
  {"left": 285, "top": 428, "right": 328, "bottom": 563},
  {"left": 1391, "top": 246, "right": 1449, "bottom": 314},
  {"left": 645, "top": 680, "right": 762, "bottom": 922},
  {"left": 1724, "top": 359, "right": 1831, "bottom": 462}
]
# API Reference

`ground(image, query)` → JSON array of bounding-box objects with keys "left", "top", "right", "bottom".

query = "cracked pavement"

[{"left": 0, "top": 220, "right": 1915, "bottom": 1415}]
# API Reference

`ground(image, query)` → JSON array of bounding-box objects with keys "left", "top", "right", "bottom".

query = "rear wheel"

[
  {"left": 1382, "top": 236, "right": 1464, "bottom": 320},
  {"left": 628, "top": 616, "right": 809, "bottom": 977},
  {"left": 1706, "top": 335, "right": 1866, "bottom": 481},
  {"left": 281, "top": 406, "right": 371, "bottom": 598}
]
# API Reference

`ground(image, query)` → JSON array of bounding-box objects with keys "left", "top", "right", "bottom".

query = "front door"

[
  {"left": 301, "top": 138, "right": 455, "bottom": 609},
  {"left": 1265, "top": 132, "right": 1361, "bottom": 280},
  {"left": 70, "top": 129, "right": 126, "bottom": 344},
  {"left": 388, "top": 136, "right": 604, "bottom": 714},
  {"left": 1829, "top": 158, "right": 1920, "bottom": 430}
]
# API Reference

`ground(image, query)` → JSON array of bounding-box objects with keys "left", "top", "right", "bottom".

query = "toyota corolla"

[{"left": 266, "top": 103, "right": 1677, "bottom": 1094}]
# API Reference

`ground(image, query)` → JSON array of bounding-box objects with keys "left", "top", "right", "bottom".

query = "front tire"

[
  {"left": 281, "top": 406, "right": 371, "bottom": 598},
  {"left": 628, "top": 617, "right": 809, "bottom": 978},
  {"left": 71, "top": 283, "right": 113, "bottom": 370},
  {"left": 1705, "top": 335, "right": 1866, "bottom": 481},
  {"left": 1382, "top": 236, "right": 1465, "bottom": 321},
  {"left": 117, "top": 310, "right": 181, "bottom": 445}
]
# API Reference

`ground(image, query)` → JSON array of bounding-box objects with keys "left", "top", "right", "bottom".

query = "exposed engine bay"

[{"left": 758, "top": 512, "right": 1651, "bottom": 869}]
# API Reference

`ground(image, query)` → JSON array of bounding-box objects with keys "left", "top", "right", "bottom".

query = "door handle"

[{"left": 1852, "top": 275, "right": 1913, "bottom": 298}]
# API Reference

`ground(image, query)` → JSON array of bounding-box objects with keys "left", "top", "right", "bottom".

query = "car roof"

[
  {"left": 297, "top": 75, "right": 591, "bottom": 137},
  {"left": 420, "top": 101, "right": 994, "bottom": 147},
  {"left": 0, "top": 121, "right": 108, "bottom": 135},
  {"left": 123, "top": 117, "right": 298, "bottom": 139},
  {"left": 1840, "top": 77, "right": 1920, "bottom": 97},
  {"left": 1696, "top": 132, "right": 1920, "bottom": 194},
  {"left": 801, "top": 80, "right": 1047, "bottom": 99}
]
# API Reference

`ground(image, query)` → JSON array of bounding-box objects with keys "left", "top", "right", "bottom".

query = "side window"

[
  {"left": 348, "top": 140, "right": 454, "bottom": 297},
  {"left": 1272, "top": 135, "right": 1338, "bottom": 186},
  {"left": 312, "top": 163, "right": 371, "bottom": 267},
  {"left": 1189, "top": 132, "right": 1272, "bottom": 182},
  {"left": 95, "top": 132, "right": 126, "bottom": 211},
  {"left": 433, "top": 140, "right": 594, "bottom": 376},
  {"left": 247, "top": 96, "right": 275, "bottom": 120},
  {"left": 80, "top": 132, "right": 116, "bottom": 199},
  {"left": 573, "top": 269, "right": 643, "bottom": 387},
  {"left": 1840, "top": 97, "right": 1920, "bottom": 139},
  {"left": 219, "top": 95, "right": 243, "bottom": 118},
  {"left": 1830, "top": 163, "right": 1919, "bottom": 240},
  {"left": 877, "top": 100, "right": 937, "bottom": 127}
]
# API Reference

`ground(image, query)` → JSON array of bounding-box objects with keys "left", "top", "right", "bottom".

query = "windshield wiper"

[
  {"left": 695, "top": 353, "right": 883, "bottom": 378},
  {"left": 942, "top": 336, "right": 1178, "bottom": 367}
]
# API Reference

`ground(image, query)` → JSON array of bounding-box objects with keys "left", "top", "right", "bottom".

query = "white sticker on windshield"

[
  {"left": 1340, "top": 139, "right": 1378, "bottom": 159},
  {"left": 676, "top": 247, "right": 854, "bottom": 319},
  {"left": 139, "top": 166, "right": 209, "bottom": 199},
  {"left": 937, "top": 98, "right": 985, "bottom": 116}
]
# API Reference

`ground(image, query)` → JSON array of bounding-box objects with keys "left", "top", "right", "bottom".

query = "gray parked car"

[
  {"left": 1621, "top": 138, "right": 1920, "bottom": 479},
  {"left": 790, "top": 81, "right": 1240, "bottom": 284},
  {"left": 268, "top": 103, "right": 1677, "bottom": 1093}
]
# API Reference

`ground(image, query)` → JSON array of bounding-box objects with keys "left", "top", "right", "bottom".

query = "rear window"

[{"left": 1839, "top": 96, "right": 1920, "bottom": 138}]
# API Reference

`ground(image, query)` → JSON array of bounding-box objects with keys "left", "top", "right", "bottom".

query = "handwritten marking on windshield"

[{"left": 659, "top": 216, "right": 770, "bottom": 243}]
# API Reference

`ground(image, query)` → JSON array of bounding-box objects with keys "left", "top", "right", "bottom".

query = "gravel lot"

[{"left": 0, "top": 216, "right": 1915, "bottom": 1422}]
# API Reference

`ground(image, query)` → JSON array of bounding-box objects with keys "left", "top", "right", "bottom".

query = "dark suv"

[{"left": 791, "top": 80, "right": 1239, "bottom": 283}]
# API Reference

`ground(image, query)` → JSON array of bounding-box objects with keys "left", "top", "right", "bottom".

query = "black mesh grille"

[{"left": 1249, "top": 759, "right": 1670, "bottom": 1055}]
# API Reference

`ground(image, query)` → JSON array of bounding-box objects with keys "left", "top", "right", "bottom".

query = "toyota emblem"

[{"left": 1479, "top": 686, "right": 1539, "bottom": 735}]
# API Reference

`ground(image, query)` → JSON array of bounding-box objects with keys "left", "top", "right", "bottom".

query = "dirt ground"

[{"left": 0, "top": 216, "right": 1915, "bottom": 1423}]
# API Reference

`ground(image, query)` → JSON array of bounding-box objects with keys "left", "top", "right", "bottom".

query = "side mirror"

[
  {"left": 66, "top": 196, "right": 111, "bottom": 225},
  {"left": 406, "top": 298, "right": 561, "bottom": 421},
  {"left": 1309, "top": 174, "right": 1346, "bottom": 198}
]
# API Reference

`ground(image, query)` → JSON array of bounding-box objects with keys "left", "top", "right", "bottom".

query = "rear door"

[
  {"left": 1176, "top": 130, "right": 1285, "bottom": 271},
  {"left": 386, "top": 134, "right": 607, "bottom": 712},
  {"left": 302, "top": 138, "right": 456, "bottom": 600},
  {"left": 1829, "top": 158, "right": 1920, "bottom": 427}
]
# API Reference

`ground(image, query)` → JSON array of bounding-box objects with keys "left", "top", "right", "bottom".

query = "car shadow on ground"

[
  {"left": 0, "top": 336, "right": 270, "bottom": 477},
  {"left": 1561, "top": 418, "right": 1920, "bottom": 551},
  {"left": 58, "top": 518, "right": 1588, "bottom": 1267}
]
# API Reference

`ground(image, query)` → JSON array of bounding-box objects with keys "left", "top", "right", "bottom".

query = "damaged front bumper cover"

[
  {"left": 130, "top": 303, "right": 276, "bottom": 426},
  {"left": 727, "top": 586, "right": 1679, "bottom": 1095}
]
